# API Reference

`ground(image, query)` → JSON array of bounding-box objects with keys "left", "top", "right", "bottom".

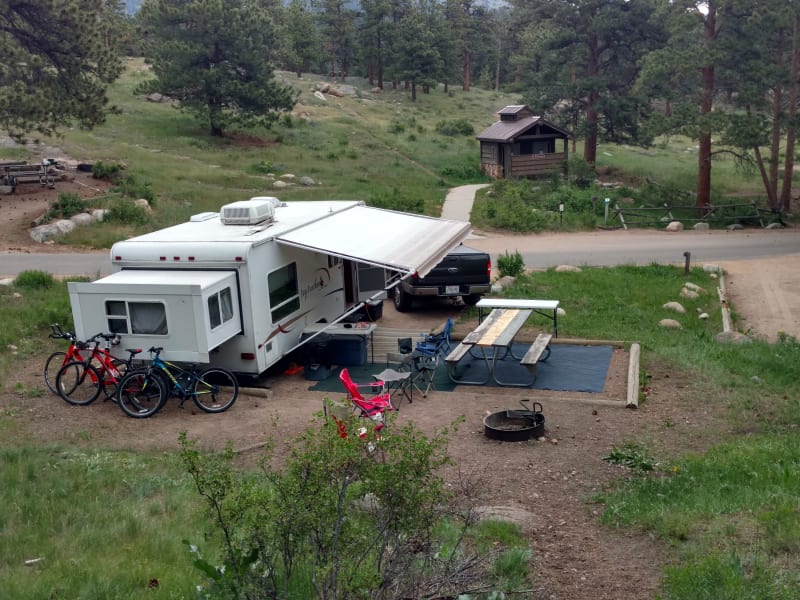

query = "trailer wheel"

[
  {"left": 462, "top": 294, "right": 482, "bottom": 306},
  {"left": 393, "top": 287, "right": 412, "bottom": 312}
]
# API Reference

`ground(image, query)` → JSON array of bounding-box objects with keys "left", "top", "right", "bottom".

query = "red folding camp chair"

[{"left": 338, "top": 368, "right": 395, "bottom": 425}]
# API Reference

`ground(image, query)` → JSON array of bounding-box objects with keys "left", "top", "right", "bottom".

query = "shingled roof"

[{"left": 476, "top": 106, "right": 570, "bottom": 143}]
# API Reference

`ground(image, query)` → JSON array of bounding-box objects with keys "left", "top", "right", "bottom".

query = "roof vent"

[{"left": 220, "top": 198, "right": 276, "bottom": 225}]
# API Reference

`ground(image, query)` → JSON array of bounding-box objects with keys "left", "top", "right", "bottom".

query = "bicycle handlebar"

[{"left": 49, "top": 323, "right": 76, "bottom": 341}]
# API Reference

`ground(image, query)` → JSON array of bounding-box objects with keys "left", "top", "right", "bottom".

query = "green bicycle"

[{"left": 116, "top": 347, "right": 238, "bottom": 419}]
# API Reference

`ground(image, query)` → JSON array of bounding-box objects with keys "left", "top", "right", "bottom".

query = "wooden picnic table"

[{"left": 446, "top": 308, "right": 536, "bottom": 386}]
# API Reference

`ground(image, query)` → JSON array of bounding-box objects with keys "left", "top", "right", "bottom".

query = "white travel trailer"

[{"left": 68, "top": 197, "right": 470, "bottom": 375}]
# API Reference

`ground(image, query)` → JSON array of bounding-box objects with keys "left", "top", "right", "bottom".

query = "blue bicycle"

[{"left": 116, "top": 347, "right": 238, "bottom": 418}]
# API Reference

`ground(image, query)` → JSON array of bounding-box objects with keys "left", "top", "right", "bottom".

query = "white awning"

[{"left": 275, "top": 205, "right": 471, "bottom": 277}]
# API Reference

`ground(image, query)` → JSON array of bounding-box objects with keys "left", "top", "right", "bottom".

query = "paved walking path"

[{"left": 441, "top": 183, "right": 489, "bottom": 223}]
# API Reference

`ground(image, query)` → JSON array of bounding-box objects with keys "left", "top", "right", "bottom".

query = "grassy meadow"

[{"left": 2, "top": 59, "right": 800, "bottom": 598}]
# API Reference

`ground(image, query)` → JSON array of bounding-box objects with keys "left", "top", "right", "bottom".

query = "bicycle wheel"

[
  {"left": 44, "top": 351, "right": 67, "bottom": 394},
  {"left": 96, "top": 357, "right": 129, "bottom": 400},
  {"left": 55, "top": 361, "right": 103, "bottom": 406},
  {"left": 192, "top": 367, "right": 238, "bottom": 413},
  {"left": 117, "top": 370, "right": 167, "bottom": 418}
]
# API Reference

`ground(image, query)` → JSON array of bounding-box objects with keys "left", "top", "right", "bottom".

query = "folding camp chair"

[
  {"left": 338, "top": 367, "right": 394, "bottom": 424},
  {"left": 415, "top": 318, "right": 454, "bottom": 359},
  {"left": 409, "top": 318, "right": 454, "bottom": 396},
  {"left": 377, "top": 342, "right": 414, "bottom": 406}
]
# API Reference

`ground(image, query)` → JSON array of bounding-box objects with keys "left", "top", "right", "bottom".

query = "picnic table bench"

[
  {"left": 2, "top": 162, "right": 57, "bottom": 189},
  {"left": 520, "top": 333, "right": 552, "bottom": 377}
]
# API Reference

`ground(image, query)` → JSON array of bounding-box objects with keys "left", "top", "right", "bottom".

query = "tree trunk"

[
  {"left": 696, "top": 3, "right": 717, "bottom": 211},
  {"left": 411, "top": 81, "right": 417, "bottom": 101},
  {"left": 781, "top": 16, "right": 800, "bottom": 213},
  {"left": 463, "top": 50, "right": 471, "bottom": 91},
  {"left": 583, "top": 34, "right": 599, "bottom": 165},
  {"left": 368, "top": 60, "right": 374, "bottom": 87},
  {"left": 767, "top": 31, "right": 784, "bottom": 210},
  {"left": 495, "top": 36, "right": 501, "bottom": 91}
]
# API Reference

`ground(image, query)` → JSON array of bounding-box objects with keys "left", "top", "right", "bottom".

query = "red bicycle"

[
  {"left": 46, "top": 325, "right": 140, "bottom": 405},
  {"left": 44, "top": 324, "right": 89, "bottom": 395}
]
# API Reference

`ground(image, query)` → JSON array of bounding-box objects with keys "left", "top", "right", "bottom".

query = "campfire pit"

[{"left": 483, "top": 401, "right": 545, "bottom": 442}]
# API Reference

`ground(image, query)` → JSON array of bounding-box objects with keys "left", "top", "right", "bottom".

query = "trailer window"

[
  {"left": 268, "top": 263, "right": 300, "bottom": 322},
  {"left": 208, "top": 287, "right": 234, "bottom": 330},
  {"left": 104, "top": 300, "right": 168, "bottom": 335}
]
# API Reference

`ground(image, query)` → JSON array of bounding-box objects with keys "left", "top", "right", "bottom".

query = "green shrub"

[
  {"left": 368, "top": 188, "right": 424, "bottom": 214},
  {"left": 249, "top": 160, "right": 274, "bottom": 174},
  {"left": 439, "top": 162, "right": 485, "bottom": 181},
  {"left": 13, "top": 270, "right": 55, "bottom": 290},
  {"left": 46, "top": 193, "right": 86, "bottom": 220},
  {"left": 567, "top": 156, "right": 595, "bottom": 188},
  {"left": 497, "top": 250, "right": 525, "bottom": 278},
  {"left": 435, "top": 118, "right": 475, "bottom": 136},
  {"left": 111, "top": 174, "right": 156, "bottom": 204},
  {"left": 91, "top": 161, "right": 124, "bottom": 181},
  {"left": 105, "top": 199, "right": 152, "bottom": 226},
  {"left": 388, "top": 118, "right": 406, "bottom": 134}
]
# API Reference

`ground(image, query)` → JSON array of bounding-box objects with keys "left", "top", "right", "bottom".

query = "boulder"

[
  {"left": 30, "top": 223, "right": 63, "bottom": 243},
  {"left": 662, "top": 301, "right": 686, "bottom": 314},
  {"left": 554, "top": 265, "right": 582, "bottom": 272},
  {"left": 300, "top": 176, "right": 316, "bottom": 186},
  {"left": 54, "top": 219, "right": 76, "bottom": 235},
  {"left": 659, "top": 318, "right": 682, "bottom": 329},
  {"left": 91, "top": 209, "right": 109, "bottom": 222},
  {"left": 680, "top": 287, "right": 699, "bottom": 299},
  {"left": 134, "top": 199, "right": 152, "bottom": 212},
  {"left": 693, "top": 222, "right": 710, "bottom": 230},
  {"left": 726, "top": 223, "right": 744, "bottom": 231},
  {"left": 70, "top": 213, "right": 93, "bottom": 226},
  {"left": 665, "top": 221, "right": 684, "bottom": 231}
]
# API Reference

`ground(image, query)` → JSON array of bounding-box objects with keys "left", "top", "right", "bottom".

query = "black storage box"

[
  {"left": 300, "top": 332, "right": 368, "bottom": 366},
  {"left": 304, "top": 363, "right": 332, "bottom": 381}
]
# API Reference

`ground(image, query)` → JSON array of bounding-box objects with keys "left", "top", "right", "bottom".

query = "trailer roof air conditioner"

[{"left": 220, "top": 197, "right": 279, "bottom": 225}]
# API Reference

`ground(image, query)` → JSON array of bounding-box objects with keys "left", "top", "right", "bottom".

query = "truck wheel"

[
  {"left": 393, "top": 287, "right": 412, "bottom": 312},
  {"left": 462, "top": 294, "right": 482, "bottom": 306}
]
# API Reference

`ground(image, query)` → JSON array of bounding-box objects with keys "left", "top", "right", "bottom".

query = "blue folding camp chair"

[{"left": 412, "top": 318, "right": 454, "bottom": 396}]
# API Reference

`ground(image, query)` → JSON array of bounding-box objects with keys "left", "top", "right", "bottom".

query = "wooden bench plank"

[
  {"left": 445, "top": 342, "right": 472, "bottom": 364},
  {"left": 521, "top": 334, "right": 552, "bottom": 370}
]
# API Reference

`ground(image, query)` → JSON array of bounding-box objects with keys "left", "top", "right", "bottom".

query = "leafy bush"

[
  {"left": 249, "top": 159, "right": 274, "bottom": 174},
  {"left": 368, "top": 188, "right": 424, "bottom": 214},
  {"left": 435, "top": 118, "right": 474, "bottom": 136},
  {"left": 178, "top": 413, "right": 486, "bottom": 599},
  {"left": 497, "top": 250, "right": 525, "bottom": 278},
  {"left": 91, "top": 161, "right": 124, "bottom": 181},
  {"left": 439, "top": 162, "right": 485, "bottom": 181},
  {"left": 112, "top": 174, "right": 156, "bottom": 203},
  {"left": 46, "top": 193, "right": 86, "bottom": 220},
  {"left": 567, "top": 156, "right": 595, "bottom": 188},
  {"left": 388, "top": 118, "right": 406, "bottom": 134},
  {"left": 105, "top": 199, "right": 152, "bottom": 226},
  {"left": 13, "top": 270, "right": 55, "bottom": 290},
  {"left": 473, "top": 195, "right": 557, "bottom": 232}
]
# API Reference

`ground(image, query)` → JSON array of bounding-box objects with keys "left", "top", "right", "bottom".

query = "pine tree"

[
  {"left": 137, "top": 0, "right": 296, "bottom": 137},
  {"left": 0, "top": 0, "right": 124, "bottom": 139}
]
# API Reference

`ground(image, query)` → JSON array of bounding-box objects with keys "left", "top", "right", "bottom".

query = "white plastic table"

[{"left": 476, "top": 298, "right": 560, "bottom": 337}]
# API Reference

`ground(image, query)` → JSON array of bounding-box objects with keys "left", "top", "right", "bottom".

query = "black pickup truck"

[{"left": 391, "top": 244, "right": 491, "bottom": 312}]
